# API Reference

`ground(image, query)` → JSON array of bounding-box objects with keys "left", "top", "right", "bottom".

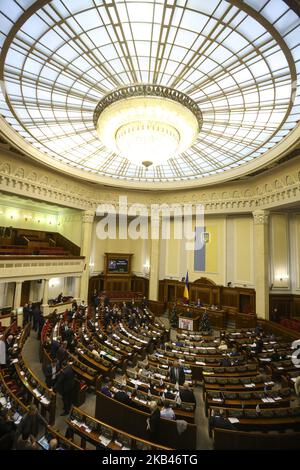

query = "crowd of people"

[{"left": 1, "top": 288, "right": 300, "bottom": 449}]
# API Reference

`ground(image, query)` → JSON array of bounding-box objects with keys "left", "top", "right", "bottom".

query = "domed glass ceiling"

[{"left": 0, "top": 0, "right": 300, "bottom": 188}]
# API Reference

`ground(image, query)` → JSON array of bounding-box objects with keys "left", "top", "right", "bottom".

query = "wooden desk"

[
  {"left": 95, "top": 391, "right": 197, "bottom": 449},
  {"left": 67, "top": 406, "right": 172, "bottom": 450},
  {"left": 213, "top": 428, "right": 300, "bottom": 450},
  {"left": 173, "top": 304, "right": 227, "bottom": 329}
]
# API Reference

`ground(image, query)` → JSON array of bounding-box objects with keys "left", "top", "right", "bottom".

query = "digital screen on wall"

[{"left": 108, "top": 259, "right": 129, "bottom": 273}]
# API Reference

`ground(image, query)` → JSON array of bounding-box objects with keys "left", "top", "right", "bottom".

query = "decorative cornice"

[
  {"left": 1, "top": 150, "right": 300, "bottom": 215},
  {"left": 253, "top": 210, "right": 269, "bottom": 225}
]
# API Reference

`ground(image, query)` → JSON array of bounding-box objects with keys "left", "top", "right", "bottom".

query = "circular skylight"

[{"left": 0, "top": 0, "right": 300, "bottom": 188}]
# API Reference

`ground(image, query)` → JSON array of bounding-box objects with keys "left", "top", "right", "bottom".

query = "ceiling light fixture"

[{"left": 94, "top": 85, "right": 202, "bottom": 169}]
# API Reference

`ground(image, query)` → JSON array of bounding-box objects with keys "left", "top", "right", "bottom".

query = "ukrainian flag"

[{"left": 183, "top": 271, "right": 189, "bottom": 301}]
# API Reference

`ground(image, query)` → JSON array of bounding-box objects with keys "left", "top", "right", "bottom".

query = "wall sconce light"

[
  {"left": 143, "top": 263, "right": 150, "bottom": 274},
  {"left": 201, "top": 232, "right": 210, "bottom": 243}
]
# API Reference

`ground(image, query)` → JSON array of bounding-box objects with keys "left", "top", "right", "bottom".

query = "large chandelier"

[{"left": 94, "top": 85, "right": 202, "bottom": 168}]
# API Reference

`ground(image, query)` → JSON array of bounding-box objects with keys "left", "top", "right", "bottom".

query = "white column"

[
  {"left": 253, "top": 210, "right": 269, "bottom": 320},
  {"left": 80, "top": 210, "right": 95, "bottom": 302},
  {"left": 41, "top": 279, "right": 49, "bottom": 315},
  {"left": 149, "top": 237, "right": 160, "bottom": 301},
  {"left": 13, "top": 281, "right": 23, "bottom": 309},
  {"left": 74, "top": 276, "right": 81, "bottom": 302}
]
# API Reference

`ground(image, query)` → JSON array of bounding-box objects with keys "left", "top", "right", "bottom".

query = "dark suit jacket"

[
  {"left": 179, "top": 389, "right": 196, "bottom": 404},
  {"left": 54, "top": 365, "right": 75, "bottom": 395},
  {"left": 45, "top": 362, "right": 60, "bottom": 387},
  {"left": 148, "top": 408, "right": 160, "bottom": 436},
  {"left": 17, "top": 412, "right": 46, "bottom": 438},
  {"left": 169, "top": 366, "right": 185, "bottom": 385},
  {"left": 56, "top": 345, "right": 68, "bottom": 364},
  {"left": 114, "top": 390, "right": 131, "bottom": 405}
]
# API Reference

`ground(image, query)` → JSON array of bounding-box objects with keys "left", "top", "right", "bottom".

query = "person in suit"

[
  {"left": 54, "top": 360, "right": 75, "bottom": 415},
  {"left": 44, "top": 359, "right": 60, "bottom": 388},
  {"left": 0, "top": 335, "right": 6, "bottom": 367},
  {"left": 169, "top": 360, "right": 185, "bottom": 386},
  {"left": 219, "top": 357, "right": 232, "bottom": 367},
  {"left": 254, "top": 336, "right": 264, "bottom": 354},
  {"left": 271, "top": 348, "right": 282, "bottom": 362},
  {"left": 56, "top": 341, "right": 68, "bottom": 366},
  {"left": 179, "top": 382, "right": 196, "bottom": 404},
  {"left": 16, "top": 404, "right": 47, "bottom": 440},
  {"left": 103, "top": 293, "right": 110, "bottom": 308},
  {"left": 209, "top": 408, "right": 236, "bottom": 431},
  {"left": 0, "top": 409, "right": 16, "bottom": 450},
  {"left": 147, "top": 401, "right": 160, "bottom": 441},
  {"left": 32, "top": 303, "right": 41, "bottom": 332},
  {"left": 195, "top": 298, "right": 203, "bottom": 308},
  {"left": 49, "top": 338, "right": 60, "bottom": 358},
  {"left": 114, "top": 386, "right": 131, "bottom": 405},
  {"left": 22, "top": 303, "right": 30, "bottom": 326}
]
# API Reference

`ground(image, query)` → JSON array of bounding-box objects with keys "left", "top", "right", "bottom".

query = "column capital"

[
  {"left": 82, "top": 210, "right": 95, "bottom": 224},
  {"left": 253, "top": 209, "right": 269, "bottom": 225}
]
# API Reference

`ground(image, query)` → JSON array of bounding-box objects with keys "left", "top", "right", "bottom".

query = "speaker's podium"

[{"left": 178, "top": 312, "right": 200, "bottom": 331}]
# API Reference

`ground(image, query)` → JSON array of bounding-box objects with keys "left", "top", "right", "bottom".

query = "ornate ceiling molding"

[{"left": 1, "top": 148, "right": 300, "bottom": 215}]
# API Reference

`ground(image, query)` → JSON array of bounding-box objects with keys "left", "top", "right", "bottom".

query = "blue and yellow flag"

[{"left": 183, "top": 271, "right": 189, "bottom": 300}]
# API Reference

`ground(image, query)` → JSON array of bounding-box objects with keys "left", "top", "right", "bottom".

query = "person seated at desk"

[
  {"left": 271, "top": 348, "right": 286, "bottom": 362},
  {"left": 228, "top": 347, "right": 239, "bottom": 357},
  {"left": 218, "top": 340, "right": 228, "bottom": 352},
  {"left": 160, "top": 401, "right": 175, "bottom": 420},
  {"left": 164, "top": 385, "right": 175, "bottom": 400},
  {"left": 253, "top": 335, "right": 264, "bottom": 354},
  {"left": 48, "top": 438, "right": 58, "bottom": 450},
  {"left": 219, "top": 356, "right": 232, "bottom": 367},
  {"left": 88, "top": 343, "right": 100, "bottom": 360},
  {"left": 100, "top": 378, "right": 113, "bottom": 398},
  {"left": 195, "top": 298, "right": 203, "bottom": 308},
  {"left": 114, "top": 385, "right": 131, "bottom": 405},
  {"left": 179, "top": 382, "right": 196, "bottom": 404},
  {"left": 209, "top": 409, "right": 236, "bottom": 431},
  {"left": 211, "top": 304, "right": 220, "bottom": 311}
]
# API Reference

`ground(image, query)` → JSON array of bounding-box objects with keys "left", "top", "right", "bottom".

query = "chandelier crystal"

[{"left": 94, "top": 85, "right": 202, "bottom": 168}]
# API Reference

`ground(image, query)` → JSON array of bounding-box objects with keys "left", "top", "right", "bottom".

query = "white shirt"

[{"left": 160, "top": 407, "right": 175, "bottom": 420}]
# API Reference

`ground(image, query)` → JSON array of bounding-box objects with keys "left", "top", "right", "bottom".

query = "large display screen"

[{"left": 108, "top": 258, "right": 129, "bottom": 273}]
